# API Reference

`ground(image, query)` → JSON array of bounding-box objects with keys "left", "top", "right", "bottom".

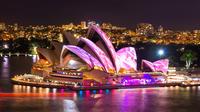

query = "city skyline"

[{"left": 1, "top": 0, "right": 200, "bottom": 30}]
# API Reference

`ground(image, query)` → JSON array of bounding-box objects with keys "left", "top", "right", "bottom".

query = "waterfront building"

[
  {"left": 141, "top": 59, "right": 169, "bottom": 73},
  {"left": 32, "top": 24, "right": 168, "bottom": 85}
]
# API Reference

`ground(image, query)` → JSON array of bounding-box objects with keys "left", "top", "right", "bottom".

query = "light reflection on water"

[
  {"left": 1, "top": 57, "right": 10, "bottom": 78},
  {"left": 0, "top": 56, "right": 200, "bottom": 112},
  {"left": 1, "top": 85, "right": 200, "bottom": 112},
  {"left": 13, "top": 85, "right": 55, "bottom": 94}
]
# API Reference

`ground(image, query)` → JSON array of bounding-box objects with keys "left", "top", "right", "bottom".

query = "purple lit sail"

[
  {"left": 62, "top": 45, "right": 103, "bottom": 69},
  {"left": 153, "top": 59, "right": 169, "bottom": 73},
  {"left": 142, "top": 60, "right": 155, "bottom": 71},
  {"left": 77, "top": 26, "right": 139, "bottom": 73},
  {"left": 117, "top": 47, "right": 137, "bottom": 71},
  {"left": 117, "top": 47, "right": 137, "bottom": 60},
  {"left": 88, "top": 25, "right": 121, "bottom": 72},
  {"left": 80, "top": 37, "right": 115, "bottom": 72},
  {"left": 142, "top": 59, "right": 169, "bottom": 73}
]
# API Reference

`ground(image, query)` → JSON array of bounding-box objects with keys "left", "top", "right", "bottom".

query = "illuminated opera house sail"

[
  {"left": 60, "top": 25, "right": 137, "bottom": 74},
  {"left": 141, "top": 59, "right": 169, "bottom": 73},
  {"left": 35, "top": 24, "right": 169, "bottom": 77}
]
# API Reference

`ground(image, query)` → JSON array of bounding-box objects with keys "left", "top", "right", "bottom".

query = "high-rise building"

[
  {"left": 0, "top": 22, "right": 6, "bottom": 30},
  {"left": 157, "top": 25, "right": 164, "bottom": 37},
  {"left": 80, "top": 21, "right": 87, "bottom": 29},
  {"left": 136, "top": 23, "right": 154, "bottom": 36},
  {"left": 158, "top": 25, "right": 164, "bottom": 32},
  {"left": 57, "top": 33, "right": 64, "bottom": 43},
  {"left": 101, "top": 23, "right": 112, "bottom": 29},
  {"left": 62, "top": 23, "right": 74, "bottom": 30},
  {"left": 14, "top": 23, "right": 18, "bottom": 31},
  {"left": 87, "top": 21, "right": 96, "bottom": 27}
]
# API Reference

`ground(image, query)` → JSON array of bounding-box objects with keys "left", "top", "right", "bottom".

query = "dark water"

[{"left": 0, "top": 56, "right": 200, "bottom": 112}]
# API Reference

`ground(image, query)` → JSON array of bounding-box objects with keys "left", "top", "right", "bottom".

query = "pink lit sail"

[
  {"left": 88, "top": 25, "right": 120, "bottom": 72},
  {"left": 117, "top": 47, "right": 137, "bottom": 71},
  {"left": 62, "top": 45, "right": 103, "bottom": 69},
  {"left": 80, "top": 37, "right": 114, "bottom": 72},
  {"left": 153, "top": 59, "right": 169, "bottom": 73},
  {"left": 142, "top": 59, "right": 169, "bottom": 73},
  {"left": 117, "top": 47, "right": 137, "bottom": 60},
  {"left": 142, "top": 60, "right": 155, "bottom": 71}
]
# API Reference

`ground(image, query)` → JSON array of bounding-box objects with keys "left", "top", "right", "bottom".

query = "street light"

[{"left": 158, "top": 49, "right": 164, "bottom": 57}]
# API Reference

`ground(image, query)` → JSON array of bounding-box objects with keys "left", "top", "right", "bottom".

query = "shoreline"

[{"left": 11, "top": 78, "right": 200, "bottom": 91}]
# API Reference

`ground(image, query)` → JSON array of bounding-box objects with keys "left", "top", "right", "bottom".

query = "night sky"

[{"left": 1, "top": 0, "right": 200, "bottom": 30}]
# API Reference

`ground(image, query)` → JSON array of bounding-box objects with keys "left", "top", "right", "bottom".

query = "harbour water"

[{"left": 0, "top": 56, "right": 200, "bottom": 112}]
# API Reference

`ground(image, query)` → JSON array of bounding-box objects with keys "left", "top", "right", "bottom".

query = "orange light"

[{"left": 0, "top": 93, "right": 74, "bottom": 97}]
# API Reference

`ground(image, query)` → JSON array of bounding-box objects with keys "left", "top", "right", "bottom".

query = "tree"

[
  {"left": 180, "top": 50, "right": 198, "bottom": 69},
  {"left": 29, "top": 43, "right": 38, "bottom": 55}
]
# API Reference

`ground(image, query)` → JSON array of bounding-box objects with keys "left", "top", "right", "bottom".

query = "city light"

[
  {"left": 3, "top": 43, "right": 9, "bottom": 49},
  {"left": 1, "top": 21, "right": 200, "bottom": 45},
  {"left": 158, "top": 49, "right": 164, "bottom": 56},
  {"left": 68, "top": 60, "right": 76, "bottom": 65}
]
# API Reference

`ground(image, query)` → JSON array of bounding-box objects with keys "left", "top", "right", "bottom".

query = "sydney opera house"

[{"left": 31, "top": 25, "right": 169, "bottom": 86}]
